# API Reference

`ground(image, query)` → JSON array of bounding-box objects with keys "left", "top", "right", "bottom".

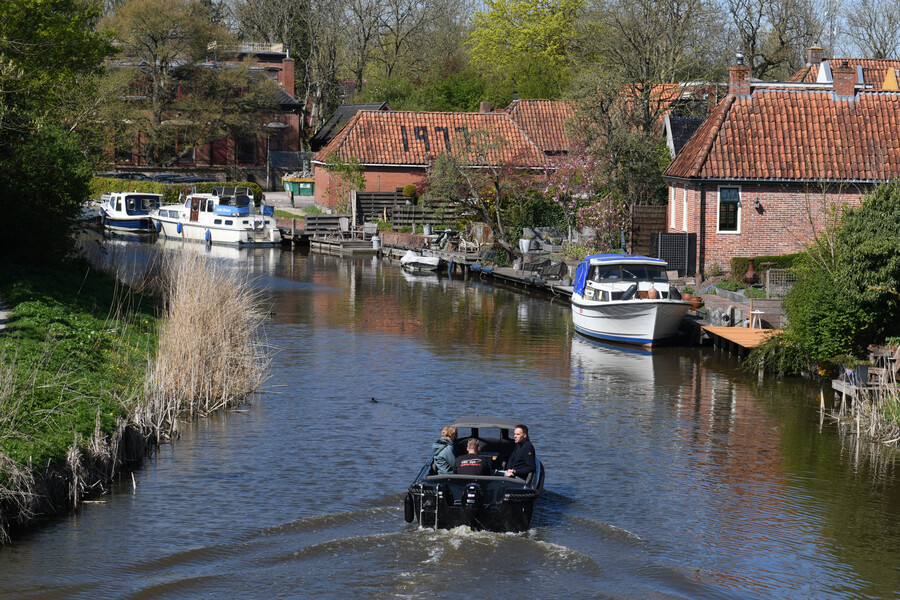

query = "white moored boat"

[
  {"left": 99, "top": 191, "right": 163, "bottom": 234},
  {"left": 153, "top": 187, "right": 282, "bottom": 246},
  {"left": 400, "top": 249, "right": 441, "bottom": 272},
  {"left": 570, "top": 254, "right": 691, "bottom": 346}
]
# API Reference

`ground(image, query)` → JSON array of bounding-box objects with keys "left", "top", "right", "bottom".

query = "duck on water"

[{"left": 404, "top": 417, "right": 544, "bottom": 533}]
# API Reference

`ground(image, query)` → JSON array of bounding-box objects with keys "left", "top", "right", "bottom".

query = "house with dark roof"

[
  {"left": 310, "top": 102, "right": 391, "bottom": 151},
  {"left": 310, "top": 102, "right": 559, "bottom": 207},
  {"left": 664, "top": 57, "right": 900, "bottom": 276}
]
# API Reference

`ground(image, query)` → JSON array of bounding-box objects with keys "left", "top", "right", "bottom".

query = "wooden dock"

[{"left": 701, "top": 325, "right": 781, "bottom": 357}]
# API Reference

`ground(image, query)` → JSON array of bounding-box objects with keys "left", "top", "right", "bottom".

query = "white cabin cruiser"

[
  {"left": 98, "top": 191, "right": 163, "bottom": 234},
  {"left": 153, "top": 187, "right": 281, "bottom": 246},
  {"left": 570, "top": 254, "right": 691, "bottom": 346}
]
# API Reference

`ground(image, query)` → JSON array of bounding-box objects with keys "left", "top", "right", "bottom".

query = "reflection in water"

[{"left": 1, "top": 243, "right": 898, "bottom": 599}]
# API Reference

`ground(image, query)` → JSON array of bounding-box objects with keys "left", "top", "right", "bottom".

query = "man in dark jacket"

[
  {"left": 454, "top": 439, "right": 492, "bottom": 475},
  {"left": 505, "top": 424, "right": 536, "bottom": 479}
]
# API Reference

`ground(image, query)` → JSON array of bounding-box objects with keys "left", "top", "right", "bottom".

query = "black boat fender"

[{"left": 404, "top": 492, "right": 415, "bottom": 522}]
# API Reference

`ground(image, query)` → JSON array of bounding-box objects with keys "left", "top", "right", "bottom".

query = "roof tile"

[
  {"left": 666, "top": 89, "right": 900, "bottom": 182},
  {"left": 313, "top": 110, "right": 549, "bottom": 167}
]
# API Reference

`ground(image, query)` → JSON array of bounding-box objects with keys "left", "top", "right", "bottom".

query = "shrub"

[{"left": 716, "top": 280, "right": 745, "bottom": 292}]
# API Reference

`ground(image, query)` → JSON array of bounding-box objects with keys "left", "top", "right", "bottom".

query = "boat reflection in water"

[{"left": 569, "top": 333, "right": 685, "bottom": 392}]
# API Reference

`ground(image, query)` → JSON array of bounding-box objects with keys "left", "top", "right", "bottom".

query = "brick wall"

[
  {"left": 314, "top": 165, "right": 425, "bottom": 207},
  {"left": 668, "top": 181, "right": 870, "bottom": 275}
]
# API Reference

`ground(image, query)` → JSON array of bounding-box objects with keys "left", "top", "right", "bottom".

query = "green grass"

[{"left": 0, "top": 262, "right": 158, "bottom": 469}]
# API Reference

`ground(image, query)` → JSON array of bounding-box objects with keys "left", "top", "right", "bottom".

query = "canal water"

[{"left": 2, "top": 241, "right": 899, "bottom": 599}]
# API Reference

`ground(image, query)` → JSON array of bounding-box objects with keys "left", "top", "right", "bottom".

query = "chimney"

[
  {"left": 832, "top": 60, "right": 856, "bottom": 97},
  {"left": 513, "top": 91, "right": 519, "bottom": 102},
  {"left": 729, "top": 53, "right": 751, "bottom": 97},
  {"left": 281, "top": 57, "right": 295, "bottom": 98},
  {"left": 807, "top": 46, "right": 823, "bottom": 65},
  {"left": 480, "top": 101, "right": 492, "bottom": 113}
]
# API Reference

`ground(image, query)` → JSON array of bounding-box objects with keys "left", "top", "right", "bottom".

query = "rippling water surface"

[{"left": 2, "top": 242, "right": 899, "bottom": 599}]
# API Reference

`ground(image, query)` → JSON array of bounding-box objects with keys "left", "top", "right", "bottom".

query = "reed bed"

[{"left": 142, "top": 249, "right": 272, "bottom": 440}]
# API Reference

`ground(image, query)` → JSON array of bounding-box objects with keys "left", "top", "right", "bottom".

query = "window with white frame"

[
  {"left": 682, "top": 188, "right": 688, "bottom": 231},
  {"left": 717, "top": 186, "right": 741, "bottom": 233},
  {"left": 670, "top": 187, "right": 676, "bottom": 229}
]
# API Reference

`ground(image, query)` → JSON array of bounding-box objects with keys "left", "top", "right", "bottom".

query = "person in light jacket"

[{"left": 431, "top": 426, "right": 457, "bottom": 474}]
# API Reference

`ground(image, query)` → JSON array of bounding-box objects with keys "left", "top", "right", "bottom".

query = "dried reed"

[{"left": 143, "top": 250, "right": 271, "bottom": 438}]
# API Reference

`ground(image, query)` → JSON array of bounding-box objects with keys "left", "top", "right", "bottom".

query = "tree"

[
  {"left": 422, "top": 129, "right": 535, "bottom": 257},
  {"left": 754, "top": 180, "right": 900, "bottom": 374},
  {"left": 844, "top": 0, "right": 900, "bottom": 59},
  {"left": 467, "top": 0, "right": 582, "bottom": 100},
  {"left": 102, "top": 0, "right": 280, "bottom": 167},
  {"left": 543, "top": 153, "right": 607, "bottom": 241},
  {"left": 0, "top": 0, "right": 111, "bottom": 264},
  {"left": 725, "top": 0, "right": 823, "bottom": 80}
]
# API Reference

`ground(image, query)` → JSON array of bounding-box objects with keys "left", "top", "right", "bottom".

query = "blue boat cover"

[{"left": 572, "top": 254, "right": 665, "bottom": 296}]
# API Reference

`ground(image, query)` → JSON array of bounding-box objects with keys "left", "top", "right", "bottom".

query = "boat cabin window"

[
  {"left": 621, "top": 265, "right": 668, "bottom": 282},
  {"left": 214, "top": 219, "right": 222, "bottom": 225},
  {"left": 225, "top": 220, "right": 233, "bottom": 225},
  {"left": 116, "top": 200, "right": 123, "bottom": 211},
  {"left": 589, "top": 265, "right": 622, "bottom": 281},
  {"left": 126, "top": 197, "right": 136, "bottom": 211}
]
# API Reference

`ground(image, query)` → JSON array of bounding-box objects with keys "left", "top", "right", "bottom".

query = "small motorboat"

[
  {"left": 404, "top": 417, "right": 545, "bottom": 532},
  {"left": 570, "top": 254, "right": 691, "bottom": 346},
  {"left": 400, "top": 249, "right": 441, "bottom": 272},
  {"left": 153, "top": 187, "right": 281, "bottom": 246},
  {"left": 98, "top": 191, "right": 163, "bottom": 234}
]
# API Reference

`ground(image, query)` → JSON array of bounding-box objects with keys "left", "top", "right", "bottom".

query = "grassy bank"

[{"left": 0, "top": 250, "right": 271, "bottom": 542}]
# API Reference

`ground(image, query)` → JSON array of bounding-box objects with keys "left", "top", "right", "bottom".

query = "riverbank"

[{"left": 0, "top": 251, "right": 271, "bottom": 543}]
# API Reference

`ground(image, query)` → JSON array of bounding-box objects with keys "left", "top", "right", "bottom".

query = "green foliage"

[
  {"left": 1, "top": 124, "right": 93, "bottom": 265},
  {"left": 90, "top": 178, "right": 264, "bottom": 205},
  {"left": 731, "top": 254, "right": 799, "bottom": 283},
  {"left": 716, "top": 280, "right": 745, "bottom": 292},
  {"left": 503, "top": 190, "right": 566, "bottom": 241},
  {"left": 323, "top": 152, "right": 365, "bottom": 211},
  {"left": 467, "top": 0, "right": 581, "bottom": 100},
  {"left": 0, "top": 262, "right": 157, "bottom": 468},
  {"left": 357, "top": 68, "right": 488, "bottom": 112},
  {"left": 744, "top": 287, "right": 769, "bottom": 299},
  {"left": 403, "top": 184, "right": 418, "bottom": 199}
]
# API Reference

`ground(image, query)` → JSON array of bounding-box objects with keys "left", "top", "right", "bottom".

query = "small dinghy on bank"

[
  {"left": 404, "top": 417, "right": 544, "bottom": 532},
  {"left": 400, "top": 250, "right": 441, "bottom": 272}
]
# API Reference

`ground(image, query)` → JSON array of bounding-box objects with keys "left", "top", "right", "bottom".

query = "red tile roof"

[
  {"left": 312, "top": 110, "right": 549, "bottom": 167},
  {"left": 665, "top": 89, "right": 900, "bottom": 182},
  {"left": 788, "top": 58, "right": 900, "bottom": 88},
  {"left": 501, "top": 99, "right": 574, "bottom": 154}
]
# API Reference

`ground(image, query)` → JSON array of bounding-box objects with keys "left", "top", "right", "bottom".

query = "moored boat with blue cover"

[{"left": 570, "top": 254, "right": 691, "bottom": 346}]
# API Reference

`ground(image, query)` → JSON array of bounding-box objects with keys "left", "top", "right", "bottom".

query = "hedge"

[{"left": 89, "top": 178, "right": 264, "bottom": 205}]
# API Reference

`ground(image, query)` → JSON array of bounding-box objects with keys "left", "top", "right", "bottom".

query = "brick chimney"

[
  {"left": 729, "top": 53, "right": 751, "bottom": 97},
  {"left": 480, "top": 101, "right": 492, "bottom": 113},
  {"left": 832, "top": 60, "right": 856, "bottom": 97},
  {"left": 281, "top": 57, "right": 295, "bottom": 97},
  {"left": 807, "top": 46, "right": 823, "bottom": 65}
]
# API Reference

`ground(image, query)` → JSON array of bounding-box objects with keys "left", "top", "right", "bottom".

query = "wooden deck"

[{"left": 702, "top": 325, "right": 781, "bottom": 357}]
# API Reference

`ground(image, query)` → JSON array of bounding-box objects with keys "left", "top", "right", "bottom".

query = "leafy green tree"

[
  {"left": 0, "top": 0, "right": 111, "bottom": 264},
  {"left": 467, "top": 0, "right": 581, "bottom": 100},
  {"left": 753, "top": 180, "right": 900, "bottom": 373}
]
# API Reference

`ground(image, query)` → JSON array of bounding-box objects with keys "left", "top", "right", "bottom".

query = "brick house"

[
  {"left": 663, "top": 57, "right": 900, "bottom": 277},
  {"left": 311, "top": 100, "right": 566, "bottom": 207},
  {"left": 113, "top": 43, "right": 302, "bottom": 175}
]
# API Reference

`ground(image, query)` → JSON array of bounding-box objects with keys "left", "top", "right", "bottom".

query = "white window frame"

[
  {"left": 716, "top": 185, "right": 742, "bottom": 234},
  {"left": 669, "top": 186, "right": 676, "bottom": 230},
  {"left": 682, "top": 187, "right": 688, "bottom": 231}
]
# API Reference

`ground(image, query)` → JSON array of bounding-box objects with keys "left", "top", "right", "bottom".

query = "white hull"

[
  {"left": 400, "top": 250, "right": 440, "bottom": 272},
  {"left": 155, "top": 217, "right": 281, "bottom": 246},
  {"left": 152, "top": 191, "right": 281, "bottom": 247},
  {"left": 571, "top": 296, "right": 691, "bottom": 346}
]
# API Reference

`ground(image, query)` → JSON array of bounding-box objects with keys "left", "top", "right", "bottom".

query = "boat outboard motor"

[{"left": 464, "top": 483, "right": 484, "bottom": 510}]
